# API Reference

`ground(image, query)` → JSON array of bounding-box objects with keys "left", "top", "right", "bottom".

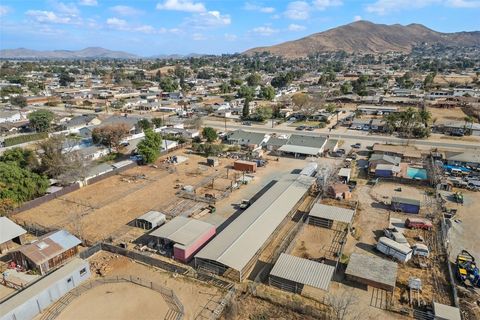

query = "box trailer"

[
  {"left": 377, "top": 237, "right": 413, "bottom": 263},
  {"left": 234, "top": 160, "right": 257, "bottom": 173}
]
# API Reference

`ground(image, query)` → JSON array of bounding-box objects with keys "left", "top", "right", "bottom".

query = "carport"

[
  {"left": 345, "top": 253, "right": 398, "bottom": 292},
  {"left": 269, "top": 253, "right": 335, "bottom": 294},
  {"left": 308, "top": 203, "right": 355, "bottom": 229}
]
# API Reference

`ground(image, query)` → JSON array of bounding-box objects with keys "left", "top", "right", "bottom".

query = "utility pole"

[{"left": 224, "top": 113, "right": 227, "bottom": 132}]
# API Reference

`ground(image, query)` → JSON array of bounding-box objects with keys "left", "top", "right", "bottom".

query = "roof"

[
  {"left": 433, "top": 302, "right": 461, "bottom": 320},
  {"left": 309, "top": 203, "right": 355, "bottom": 224},
  {"left": 64, "top": 115, "right": 97, "bottom": 128},
  {"left": 375, "top": 164, "right": 401, "bottom": 172},
  {"left": 391, "top": 196, "right": 421, "bottom": 206},
  {"left": 372, "top": 144, "right": 422, "bottom": 159},
  {"left": 195, "top": 174, "right": 314, "bottom": 273},
  {"left": 370, "top": 154, "right": 401, "bottom": 165},
  {"left": 286, "top": 134, "right": 327, "bottom": 149},
  {"left": 99, "top": 115, "right": 140, "bottom": 128},
  {"left": 323, "top": 139, "right": 339, "bottom": 150},
  {"left": 226, "top": 129, "right": 266, "bottom": 146},
  {"left": 0, "top": 217, "right": 26, "bottom": 244},
  {"left": 266, "top": 137, "right": 288, "bottom": 147},
  {"left": 270, "top": 253, "right": 335, "bottom": 291},
  {"left": 444, "top": 151, "right": 480, "bottom": 164},
  {"left": 0, "top": 258, "right": 88, "bottom": 315},
  {"left": 278, "top": 145, "right": 322, "bottom": 156},
  {"left": 137, "top": 211, "right": 166, "bottom": 225},
  {"left": 345, "top": 253, "right": 398, "bottom": 289},
  {"left": 378, "top": 237, "right": 412, "bottom": 255},
  {"left": 330, "top": 183, "right": 349, "bottom": 193},
  {"left": 150, "top": 216, "right": 215, "bottom": 249},
  {"left": 16, "top": 230, "right": 81, "bottom": 265}
]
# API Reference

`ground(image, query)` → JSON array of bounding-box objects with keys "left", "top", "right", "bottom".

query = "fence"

[{"left": 39, "top": 275, "right": 184, "bottom": 320}]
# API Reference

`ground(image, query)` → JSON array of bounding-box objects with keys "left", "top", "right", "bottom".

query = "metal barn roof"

[
  {"left": 195, "top": 174, "right": 314, "bottom": 273},
  {"left": 345, "top": 253, "right": 398, "bottom": 289},
  {"left": 137, "top": 211, "right": 166, "bottom": 225},
  {"left": 309, "top": 203, "right": 355, "bottom": 224},
  {"left": 433, "top": 302, "right": 461, "bottom": 320},
  {"left": 391, "top": 196, "right": 421, "bottom": 206},
  {"left": 270, "top": 253, "right": 335, "bottom": 291},
  {"left": 0, "top": 217, "right": 26, "bottom": 244},
  {"left": 278, "top": 145, "right": 322, "bottom": 156},
  {"left": 150, "top": 216, "right": 214, "bottom": 249}
]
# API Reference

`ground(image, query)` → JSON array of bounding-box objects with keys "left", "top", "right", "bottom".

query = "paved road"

[{"left": 203, "top": 119, "right": 480, "bottom": 150}]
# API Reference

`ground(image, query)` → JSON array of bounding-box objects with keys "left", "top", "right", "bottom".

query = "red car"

[{"left": 405, "top": 218, "right": 433, "bottom": 230}]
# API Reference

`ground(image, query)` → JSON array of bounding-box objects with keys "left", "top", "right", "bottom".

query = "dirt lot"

[
  {"left": 291, "top": 224, "right": 344, "bottom": 261},
  {"left": 433, "top": 74, "right": 475, "bottom": 85},
  {"left": 87, "top": 251, "right": 225, "bottom": 320},
  {"left": 54, "top": 282, "right": 170, "bottom": 320},
  {"left": 427, "top": 107, "right": 468, "bottom": 122},
  {"left": 13, "top": 151, "right": 238, "bottom": 243}
]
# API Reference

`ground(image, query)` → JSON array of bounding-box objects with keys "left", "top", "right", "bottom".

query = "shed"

[
  {"left": 269, "top": 253, "right": 335, "bottom": 293},
  {"left": 300, "top": 162, "right": 318, "bottom": 177},
  {"left": 149, "top": 216, "right": 216, "bottom": 263},
  {"left": 308, "top": 203, "right": 355, "bottom": 228},
  {"left": 338, "top": 168, "right": 351, "bottom": 182},
  {"left": 0, "top": 258, "right": 91, "bottom": 320},
  {"left": 345, "top": 253, "right": 398, "bottom": 292},
  {"left": 433, "top": 302, "right": 461, "bottom": 320},
  {"left": 327, "top": 183, "right": 351, "bottom": 200},
  {"left": 207, "top": 157, "right": 219, "bottom": 167},
  {"left": 234, "top": 160, "right": 257, "bottom": 173},
  {"left": 135, "top": 211, "right": 166, "bottom": 230},
  {"left": 0, "top": 217, "right": 27, "bottom": 254},
  {"left": 391, "top": 196, "right": 421, "bottom": 214},
  {"left": 11, "top": 230, "right": 82, "bottom": 275}
]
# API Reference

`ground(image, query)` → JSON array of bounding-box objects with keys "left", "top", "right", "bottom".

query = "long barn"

[{"left": 195, "top": 173, "right": 314, "bottom": 281}]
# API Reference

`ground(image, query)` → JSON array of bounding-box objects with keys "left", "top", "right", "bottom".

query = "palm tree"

[
  {"left": 464, "top": 116, "right": 475, "bottom": 135},
  {"left": 418, "top": 109, "right": 432, "bottom": 127}
]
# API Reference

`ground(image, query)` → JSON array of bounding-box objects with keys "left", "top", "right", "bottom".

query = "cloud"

[
  {"left": 284, "top": 1, "right": 311, "bottom": 20},
  {"left": 244, "top": 2, "right": 275, "bottom": 13},
  {"left": 312, "top": 0, "right": 343, "bottom": 10},
  {"left": 252, "top": 26, "right": 279, "bottom": 36},
  {"left": 110, "top": 5, "right": 144, "bottom": 16},
  {"left": 26, "top": 10, "right": 75, "bottom": 24},
  {"left": 192, "top": 33, "right": 207, "bottom": 40},
  {"left": 184, "top": 10, "right": 231, "bottom": 29},
  {"left": 288, "top": 23, "right": 306, "bottom": 31},
  {"left": 224, "top": 33, "right": 237, "bottom": 41},
  {"left": 52, "top": 1, "right": 79, "bottom": 15},
  {"left": 106, "top": 17, "right": 166, "bottom": 34},
  {"left": 0, "top": 5, "right": 10, "bottom": 16},
  {"left": 354, "top": 15, "right": 362, "bottom": 21},
  {"left": 365, "top": 0, "right": 438, "bottom": 15},
  {"left": 78, "top": 0, "right": 97, "bottom": 6},
  {"left": 106, "top": 17, "right": 128, "bottom": 29},
  {"left": 446, "top": 0, "right": 480, "bottom": 7},
  {"left": 156, "top": 0, "right": 206, "bottom": 12}
]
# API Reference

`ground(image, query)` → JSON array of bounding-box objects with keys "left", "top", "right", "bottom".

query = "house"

[
  {"left": 160, "top": 140, "right": 178, "bottom": 152},
  {"left": 357, "top": 105, "right": 398, "bottom": 115},
  {"left": 149, "top": 216, "right": 216, "bottom": 263},
  {"left": 62, "top": 115, "right": 101, "bottom": 131},
  {"left": 444, "top": 150, "right": 480, "bottom": 169},
  {"left": 77, "top": 145, "right": 110, "bottom": 161},
  {"left": 278, "top": 134, "right": 327, "bottom": 157},
  {"left": 350, "top": 118, "right": 371, "bottom": 130},
  {"left": 11, "top": 230, "right": 82, "bottom": 275},
  {"left": 226, "top": 130, "right": 268, "bottom": 148},
  {"left": 99, "top": 115, "right": 141, "bottom": 134},
  {"left": 372, "top": 144, "right": 422, "bottom": 161},
  {"left": 369, "top": 154, "right": 401, "bottom": 171},
  {"left": 0, "top": 217, "right": 27, "bottom": 254},
  {"left": 434, "top": 121, "right": 480, "bottom": 137},
  {"left": 374, "top": 164, "right": 401, "bottom": 177},
  {"left": 265, "top": 136, "right": 288, "bottom": 151},
  {"left": 391, "top": 196, "right": 421, "bottom": 214},
  {"left": 370, "top": 119, "right": 386, "bottom": 132}
]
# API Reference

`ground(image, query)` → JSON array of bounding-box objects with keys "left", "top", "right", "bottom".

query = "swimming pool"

[{"left": 407, "top": 167, "right": 428, "bottom": 180}]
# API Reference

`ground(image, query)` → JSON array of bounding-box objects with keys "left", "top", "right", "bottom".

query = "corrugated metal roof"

[
  {"left": 391, "top": 196, "right": 421, "bottom": 206},
  {"left": 137, "top": 211, "right": 166, "bottom": 225},
  {"left": 433, "top": 302, "right": 461, "bottom": 320},
  {"left": 0, "top": 217, "right": 26, "bottom": 244},
  {"left": 278, "top": 145, "right": 322, "bottom": 155},
  {"left": 150, "top": 216, "right": 215, "bottom": 248},
  {"left": 270, "top": 253, "right": 334, "bottom": 291},
  {"left": 195, "top": 174, "right": 314, "bottom": 273},
  {"left": 309, "top": 203, "right": 355, "bottom": 224},
  {"left": 345, "top": 253, "right": 398, "bottom": 289}
]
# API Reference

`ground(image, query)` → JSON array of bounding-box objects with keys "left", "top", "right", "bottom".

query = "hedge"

[{"left": 4, "top": 132, "right": 48, "bottom": 147}]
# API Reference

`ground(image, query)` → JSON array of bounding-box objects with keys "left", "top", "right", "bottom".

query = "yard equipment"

[
  {"left": 454, "top": 192, "right": 464, "bottom": 204},
  {"left": 456, "top": 250, "right": 480, "bottom": 287}
]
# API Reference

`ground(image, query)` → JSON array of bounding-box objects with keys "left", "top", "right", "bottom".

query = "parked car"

[
  {"left": 352, "top": 143, "right": 361, "bottom": 149},
  {"left": 405, "top": 218, "right": 433, "bottom": 230},
  {"left": 296, "top": 126, "right": 306, "bottom": 131},
  {"left": 306, "top": 126, "right": 315, "bottom": 131},
  {"left": 336, "top": 148, "right": 346, "bottom": 155},
  {"left": 242, "top": 121, "right": 252, "bottom": 126},
  {"left": 413, "top": 243, "right": 430, "bottom": 257},
  {"left": 384, "top": 228, "right": 410, "bottom": 246}
]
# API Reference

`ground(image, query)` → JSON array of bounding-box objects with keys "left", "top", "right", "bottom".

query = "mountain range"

[
  {"left": 0, "top": 47, "right": 138, "bottom": 59},
  {"left": 245, "top": 20, "right": 480, "bottom": 57}
]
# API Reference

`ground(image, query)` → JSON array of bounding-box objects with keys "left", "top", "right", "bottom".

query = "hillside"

[
  {"left": 0, "top": 47, "right": 138, "bottom": 59},
  {"left": 245, "top": 21, "right": 480, "bottom": 57}
]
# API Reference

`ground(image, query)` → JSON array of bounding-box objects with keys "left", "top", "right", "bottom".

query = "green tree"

[
  {"left": 151, "top": 117, "right": 164, "bottom": 128},
  {"left": 325, "top": 104, "right": 337, "bottom": 113},
  {"left": 259, "top": 85, "right": 275, "bottom": 101},
  {"left": 137, "top": 129, "right": 162, "bottom": 164},
  {"left": 246, "top": 73, "right": 261, "bottom": 87},
  {"left": 252, "top": 106, "right": 273, "bottom": 121},
  {"left": 0, "top": 148, "right": 38, "bottom": 170},
  {"left": 242, "top": 98, "right": 251, "bottom": 118},
  {"left": 159, "top": 77, "right": 179, "bottom": 92},
  {"left": 92, "top": 123, "right": 130, "bottom": 152},
  {"left": 340, "top": 82, "right": 352, "bottom": 94},
  {"left": 10, "top": 95, "right": 27, "bottom": 108},
  {"left": 220, "top": 82, "right": 231, "bottom": 94},
  {"left": 237, "top": 85, "right": 255, "bottom": 99},
  {"left": 28, "top": 110, "right": 54, "bottom": 132},
  {"left": 202, "top": 127, "right": 218, "bottom": 142},
  {"left": 138, "top": 119, "right": 152, "bottom": 131},
  {"left": 0, "top": 162, "right": 49, "bottom": 209}
]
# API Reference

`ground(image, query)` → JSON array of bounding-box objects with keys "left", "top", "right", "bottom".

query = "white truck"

[{"left": 377, "top": 237, "right": 413, "bottom": 263}]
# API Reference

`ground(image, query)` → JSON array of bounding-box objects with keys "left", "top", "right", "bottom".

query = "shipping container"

[{"left": 234, "top": 160, "right": 257, "bottom": 173}]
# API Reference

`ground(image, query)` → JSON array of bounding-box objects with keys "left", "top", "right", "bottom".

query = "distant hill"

[
  {"left": 245, "top": 21, "right": 480, "bottom": 57},
  {"left": 0, "top": 47, "right": 138, "bottom": 59}
]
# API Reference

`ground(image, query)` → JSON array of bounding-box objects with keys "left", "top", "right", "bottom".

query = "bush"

[{"left": 4, "top": 132, "right": 48, "bottom": 147}]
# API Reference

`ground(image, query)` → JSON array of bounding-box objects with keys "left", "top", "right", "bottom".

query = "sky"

[{"left": 0, "top": 0, "right": 479, "bottom": 56}]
